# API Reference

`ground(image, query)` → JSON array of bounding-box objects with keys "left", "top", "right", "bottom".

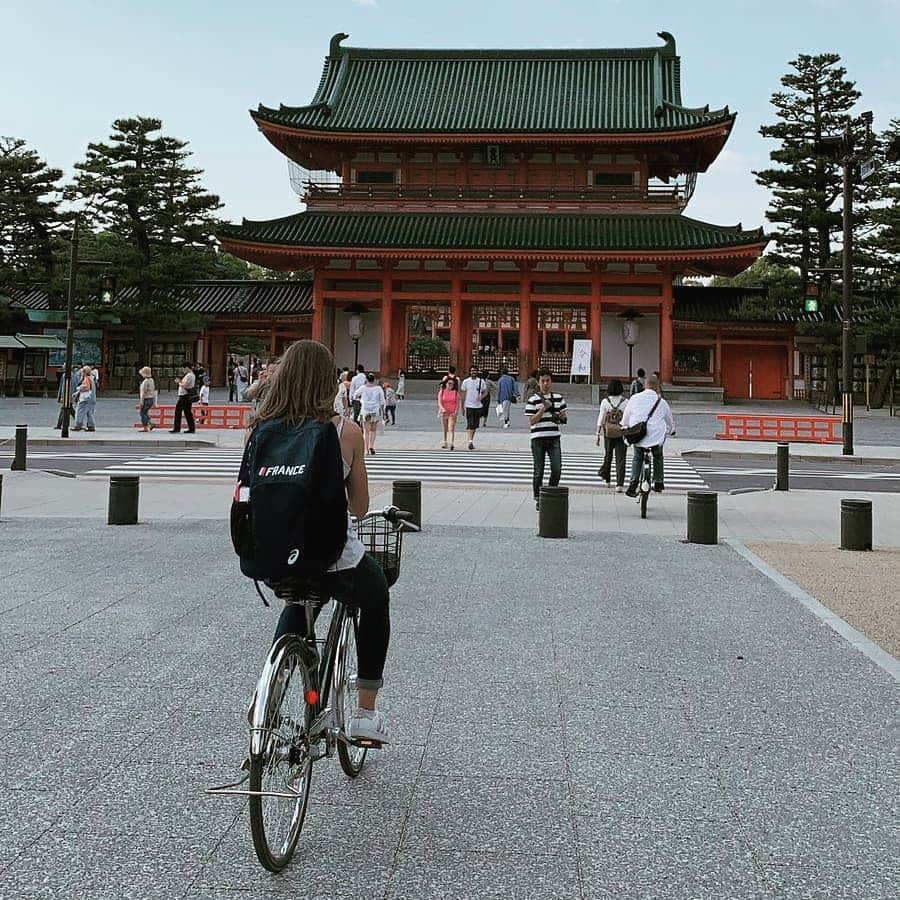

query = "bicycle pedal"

[{"left": 351, "top": 737, "right": 384, "bottom": 749}]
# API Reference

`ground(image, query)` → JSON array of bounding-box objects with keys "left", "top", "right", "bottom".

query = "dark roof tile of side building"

[
  {"left": 1, "top": 280, "right": 311, "bottom": 315},
  {"left": 253, "top": 32, "right": 734, "bottom": 135}
]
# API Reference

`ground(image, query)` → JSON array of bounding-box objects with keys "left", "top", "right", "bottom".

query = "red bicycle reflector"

[{"left": 304, "top": 689, "right": 318, "bottom": 706}]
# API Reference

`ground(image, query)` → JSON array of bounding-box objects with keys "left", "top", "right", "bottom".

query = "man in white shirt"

[
  {"left": 349, "top": 364, "right": 367, "bottom": 423},
  {"left": 460, "top": 365, "right": 487, "bottom": 450},
  {"left": 620, "top": 374, "right": 675, "bottom": 495}
]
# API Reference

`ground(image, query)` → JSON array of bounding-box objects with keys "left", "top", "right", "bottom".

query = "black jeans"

[
  {"left": 273, "top": 553, "right": 390, "bottom": 690},
  {"left": 385, "top": 404, "right": 396, "bottom": 425},
  {"left": 531, "top": 436, "right": 562, "bottom": 500},
  {"left": 600, "top": 436, "right": 627, "bottom": 486},
  {"left": 228, "top": 381, "right": 236, "bottom": 402},
  {"left": 172, "top": 395, "right": 195, "bottom": 431}
]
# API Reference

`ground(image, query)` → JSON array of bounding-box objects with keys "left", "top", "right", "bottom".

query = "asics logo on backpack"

[
  {"left": 257, "top": 464, "right": 306, "bottom": 477},
  {"left": 287, "top": 548, "right": 300, "bottom": 566}
]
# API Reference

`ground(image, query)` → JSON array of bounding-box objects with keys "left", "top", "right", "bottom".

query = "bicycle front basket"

[{"left": 356, "top": 517, "right": 403, "bottom": 587}]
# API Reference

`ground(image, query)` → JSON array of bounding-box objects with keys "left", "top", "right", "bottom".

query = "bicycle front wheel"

[
  {"left": 248, "top": 637, "right": 315, "bottom": 872},
  {"left": 640, "top": 489, "right": 649, "bottom": 519},
  {"left": 334, "top": 608, "right": 368, "bottom": 777}
]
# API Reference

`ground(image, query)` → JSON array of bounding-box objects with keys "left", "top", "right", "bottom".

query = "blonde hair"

[{"left": 253, "top": 340, "right": 336, "bottom": 428}]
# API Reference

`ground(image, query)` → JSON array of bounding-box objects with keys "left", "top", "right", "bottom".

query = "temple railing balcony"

[{"left": 304, "top": 181, "right": 690, "bottom": 210}]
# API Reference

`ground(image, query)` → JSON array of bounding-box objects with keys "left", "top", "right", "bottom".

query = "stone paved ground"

[{"left": 0, "top": 519, "right": 897, "bottom": 899}]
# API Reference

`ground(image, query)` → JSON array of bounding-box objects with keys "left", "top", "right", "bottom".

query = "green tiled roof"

[
  {"left": 219, "top": 212, "right": 765, "bottom": 253},
  {"left": 254, "top": 32, "right": 733, "bottom": 135}
]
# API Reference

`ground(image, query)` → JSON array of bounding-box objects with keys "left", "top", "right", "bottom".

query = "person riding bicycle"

[
  {"left": 621, "top": 373, "right": 675, "bottom": 496},
  {"left": 251, "top": 339, "right": 391, "bottom": 745}
]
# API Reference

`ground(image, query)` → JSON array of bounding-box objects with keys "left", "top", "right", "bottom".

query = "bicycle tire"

[
  {"left": 248, "top": 638, "right": 315, "bottom": 872},
  {"left": 335, "top": 609, "right": 369, "bottom": 778},
  {"left": 640, "top": 489, "right": 648, "bottom": 519}
]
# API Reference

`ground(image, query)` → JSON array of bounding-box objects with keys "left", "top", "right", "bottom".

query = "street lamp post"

[
  {"left": 622, "top": 314, "right": 640, "bottom": 381},
  {"left": 346, "top": 306, "right": 366, "bottom": 370},
  {"left": 60, "top": 217, "right": 80, "bottom": 438},
  {"left": 841, "top": 130, "right": 854, "bottom": 455}
]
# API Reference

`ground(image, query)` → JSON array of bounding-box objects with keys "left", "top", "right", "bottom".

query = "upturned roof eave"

[{"left": 250, "top": 107, "right": 736, "bottom": 142}]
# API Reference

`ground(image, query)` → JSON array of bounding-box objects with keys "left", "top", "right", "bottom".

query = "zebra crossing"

[{"left": 85, "top": 447, "right": 708, "bottom": 490}]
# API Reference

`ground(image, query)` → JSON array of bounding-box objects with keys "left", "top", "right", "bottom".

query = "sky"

[{"left": 2, "top": 0, "right": 898, "bottom": 233}]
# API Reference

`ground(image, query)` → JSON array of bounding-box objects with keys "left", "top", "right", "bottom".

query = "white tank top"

[{"left": 329, "top": 418, "right": 365, "bottom": 572}]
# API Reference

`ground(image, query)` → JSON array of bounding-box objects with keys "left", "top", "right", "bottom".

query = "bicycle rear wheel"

[
  {"left": 248, "top": 638, "right": 315, "bottom": 872},
  {"left": 640, "top": 488, "right": 649, "bottom": 519},
  {"left": 334, "top": 608, "right": 368, "bottom": 777}
]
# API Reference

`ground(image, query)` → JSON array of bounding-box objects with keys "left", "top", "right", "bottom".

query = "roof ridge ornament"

[
  {"left": 330, "top": 33, "right": 350, "bottom": 57},
  {"left": 657, "top": 31, "right": 676, "bottom": 54}
]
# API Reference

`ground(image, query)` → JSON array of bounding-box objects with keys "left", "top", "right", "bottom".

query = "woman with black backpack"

[
  {"left": 596, "top": 378, "right": 628, "bottom": 492},
  {"left": 248, "top": 340, "right": 392, "bottom": 745}
]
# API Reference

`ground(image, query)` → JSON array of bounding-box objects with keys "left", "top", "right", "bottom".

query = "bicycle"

[
  {"left": 635, "top": 446, "right": 653, "bottom": 519},
  {"left": 206, "top": 506, "right": 418, "bottom": 872}
]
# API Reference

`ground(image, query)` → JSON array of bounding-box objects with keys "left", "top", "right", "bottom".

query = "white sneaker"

[
  {"left": 615, "top": 486, "right": 624, "bottom": 493},
  {"left": 349, "top": 708, "right": 390, "bottom": 746}
]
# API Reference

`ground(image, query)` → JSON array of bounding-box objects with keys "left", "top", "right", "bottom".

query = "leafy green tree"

[
  {"left": 0, "top": 137, "right": 70, "bottom": 303},
  {"left": 67, "top": 117, "right": 222, "bottom": 364},
  {"left": 712, "top": 257, "right": 803, "bottom": 319}
]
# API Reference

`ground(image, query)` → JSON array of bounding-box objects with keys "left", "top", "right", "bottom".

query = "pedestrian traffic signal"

[
  {"left": 804, "top": 298, "right": 819, "bottom": 313},
  {"left": 99, "top": 275, "right": 116, "bottom": 305}
]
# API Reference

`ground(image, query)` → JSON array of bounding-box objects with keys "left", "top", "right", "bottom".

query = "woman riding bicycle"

[{"left": 252, "top": 339, "right": 391, "bottom": 745}]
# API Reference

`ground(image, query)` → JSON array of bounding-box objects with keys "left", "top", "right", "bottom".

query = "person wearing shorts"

[
  {"left": 460, "top": 366, "right": 487, "bottom": 450},
  {"left": 437, "top": 375, "right": 460, "bottom": 449},
  {"left": 355, "top": 373, "right": 385, "bottom": 455}
]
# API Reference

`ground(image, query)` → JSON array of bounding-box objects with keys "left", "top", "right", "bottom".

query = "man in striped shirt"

[{"left": 525, "top": 367, "right": 568, "bottom": 510}]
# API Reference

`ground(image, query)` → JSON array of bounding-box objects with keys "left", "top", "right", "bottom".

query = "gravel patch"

[{"left": 747, "top": 541, "right": 900, "bottom": 659}]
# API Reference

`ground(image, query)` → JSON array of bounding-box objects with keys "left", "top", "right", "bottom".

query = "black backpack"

[{"left": 230, "top": 417, "right": 348, "bottom": 582}]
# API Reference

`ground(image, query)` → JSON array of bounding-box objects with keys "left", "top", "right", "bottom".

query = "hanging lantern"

[{"left": 623, "top": 318, "right": 639, "bottom": 346}]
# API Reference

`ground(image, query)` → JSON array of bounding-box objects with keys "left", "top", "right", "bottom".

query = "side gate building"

[{"left": 218, "top": 32, "right": 793, "bottom": 398}]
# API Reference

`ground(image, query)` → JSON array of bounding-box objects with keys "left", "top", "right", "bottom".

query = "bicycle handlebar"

[{"left": 355, "top": 505, "right": 421, "bottom": 532}]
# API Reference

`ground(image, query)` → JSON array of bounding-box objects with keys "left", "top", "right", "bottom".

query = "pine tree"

[
  {"left": 755, "top": 54, "right": 862, "bottom": 281},
  {"left": 68, "top": 117, "right": 222, "bottom": 362},
  {"left": 0, "top": 137, "right": 70, "bottom": 303},
  {"left": 755, "top": 54, "right": 868, "bottom": 399}
]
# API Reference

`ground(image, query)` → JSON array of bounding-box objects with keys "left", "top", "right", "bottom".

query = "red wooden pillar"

[
  {"left": 450, "top": 265, "right": 463, "bottom": 369},
  {"left": 311, "top": 269, "right": 325, "bottom": 342},
  {"left": 589, "top": 266, "right": 602, "bottom": 382},
  {"left": 714, "top": 327, "right": 723, "bottom": 387},
  {"left": 380, "top": 266, "right": 394, "bottom": 375},
  {"left": 660, "top": 278, "right": 674, "bottom": 384},
  {"left": 519, "top": 266, "right": 532, "bottom": 376}
]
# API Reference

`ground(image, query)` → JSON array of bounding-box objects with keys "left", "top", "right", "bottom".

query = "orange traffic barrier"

[
  {"left": 134, "top": 404, "right": 252, "bottom": 430},
  {"left": 715, "top": 414, "right": 841, "bottom": 444}
]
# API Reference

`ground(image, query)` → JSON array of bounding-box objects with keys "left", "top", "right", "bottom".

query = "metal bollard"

[
  {"left": 775, "top": 442, "right": 789, "bottom": 492},
  {"left": 11, "top": 425, "right": 27, "bottom": 471},
  {"left": 0, "top": 472, "right": 3, "bottom": 519},
  {"left": 392, "top": 480, "right": 421, "bottom": 531},
  {"left": 840, "top": 499, "right": 872, "bottom": 551},
  {"left": 538, "top": 486, "right": 569, "bottom": 538},
  {"left": 686, "top": 491, "right": 718, "bottom": 545},
  {"left": 108, "top": 476, "right": 140, "bottom": 525}
]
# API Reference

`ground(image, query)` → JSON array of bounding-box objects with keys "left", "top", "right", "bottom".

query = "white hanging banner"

[{"left": 570, "top": 339, "right": 592, "bottom": 378}]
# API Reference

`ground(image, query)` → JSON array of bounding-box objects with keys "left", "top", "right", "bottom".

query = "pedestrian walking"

[
  {"left": 622, "top": 373, "right": 675, "bottom": 496},
  {"left": 478, "top": 370, "right": 494, "bottom": 428},
  {"left": 496, "top": 366, "right": 519, "bottom": 428},
  {"left": 383, "top": 382, "right": 398, "bottom": 425},
  {"left": 596, "top": 378, "right": 628, "bottom": 491},
  {"left": 397, "top": 369, "right": 406, "bottom": 400},
  {"left": 56, "top": 363, "right": 81, "bottom": 429},
  {"left": 523, "top": 369, "right": 540, "bottom": 407},
  {"left": 227, "top": 356, "right": 237, "bottom": 402},
  {"left": 170, "top": 362, "right": 197, "bottom": 433},
  {"left": 334, "top": 371, "right": 351, "bottom": 418},
  {"left": 71, "top": 365, "right": 97, "bottom": 432},
  {"left": 349, "top": 364, "right": 367, "bottom": 423},
  {"left": 629, "top": 367, "right": 646, "bottom": 397},
  {"left": 437, "top": 373, "right": 460, "bottom": 449},
  {"left": 460, "top": 365, "right": 488, "bottom": 450},
  {"left": 525, "top": 367, "right": 568, "bottom": 510},
  {"left": 356, "top": 372, "right": 385, "bottom": 455},
  {"left": 138, "top": 366, "right": 157, "bottom": 432},
  {"left": 235, "top": 360, "right": 249, "bottom": 401}
]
